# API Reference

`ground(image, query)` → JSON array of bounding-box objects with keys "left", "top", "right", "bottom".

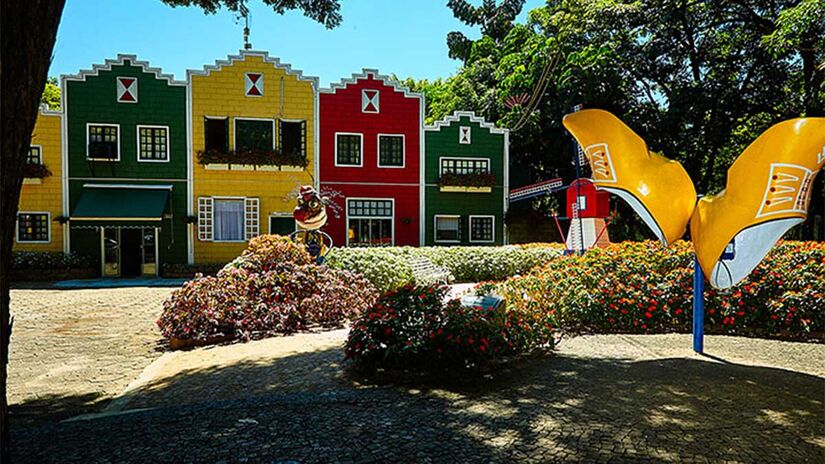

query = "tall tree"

[{"left": 0, "top": 0, "right": 343, "bottom": 458}]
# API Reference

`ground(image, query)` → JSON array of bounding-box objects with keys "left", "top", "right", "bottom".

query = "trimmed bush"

[
  {"left": 11, "top": 251, "right": 90, "bottom": 270},
  {"left": 492, "top": 240, "right": 824, "bottom": 339},
  {"left": 345, "top": 284, "right": 556, "bottom": 371},
  {"left": 158, "top": 235, "right": 378, "bottom": 344},
  {"left": 327, "top": 244, "right": 563, "bottom": 292}
]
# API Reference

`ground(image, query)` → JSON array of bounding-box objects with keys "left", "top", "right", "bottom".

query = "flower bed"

[
  {"left": 438, "top": 172, "right": 496, "bottom": 188},
  {"left": 345, "top": 284, "right": 555, "bottom": 371},
  {"left": 491, "top": 241, "right": 824, "bottom": 340},
  {"left": 158, "top": 235, "right": 377, "bottom": 344},
  {"left": 326, "top": 244, "right": 562, "bottom": 293}
]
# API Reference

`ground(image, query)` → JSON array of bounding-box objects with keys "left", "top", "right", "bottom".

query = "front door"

[{"left": 120, "top": 229, "right": 143, "bottom": 277}]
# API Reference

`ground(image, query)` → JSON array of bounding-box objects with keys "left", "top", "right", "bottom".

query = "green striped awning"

[{"left": 71, "top": 185, "right": 170, "bottom": 222}]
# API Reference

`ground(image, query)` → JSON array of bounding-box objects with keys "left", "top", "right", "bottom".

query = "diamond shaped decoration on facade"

[
  {"left": 362, "top": 89, "right": 380, "bottom": 113},
  {"left": 459, "top": 126, "right": 471, "bottom": 144},
  {"left": 245, "top": 72, "right": 264, "bottom": 97},
  {"left": 116, "top": 77, "right": 138, "bottom": 103}
]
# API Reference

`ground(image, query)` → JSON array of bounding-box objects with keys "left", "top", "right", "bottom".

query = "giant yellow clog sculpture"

[
  {"left": 563, "top": 109, "right": 825, "bottom": 289},
  {"left": 691, "top": 118, "right": 825, "bottom": 288},
  {"left": 562, "top": 109, "right": 696, "bottom": 245}
]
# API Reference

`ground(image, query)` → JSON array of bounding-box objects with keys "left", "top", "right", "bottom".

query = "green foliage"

[
  {"left": 40, "top": 77, "right": 60, "bottom": 110},
  {"left": 438, "top": 171, "right": 497, "bottom": 188},
  {"left": 492, "top": 240, "right": 825, "bottom": 340},
  {"left": 160, "top": 0, "right": 343, "bottom": 28},
  {"left": 197, "top": 148, "right": 308, "bottom": 167},
  {"left": 11, "top": 251, "right": 90, "bottom": 270},
  {"left": 326, "top": 244, "right": 564, "bottom": 292},
  {"left": 345, "top": 283, "right": 555, "bottom": 371}
]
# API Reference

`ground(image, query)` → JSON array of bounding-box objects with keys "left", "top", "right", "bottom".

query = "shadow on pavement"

[{"left": 10, "top": 347, "right": 825, "bottom": 463}]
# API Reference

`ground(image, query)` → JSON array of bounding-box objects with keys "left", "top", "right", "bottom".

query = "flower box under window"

[
  {"left": 438, "top": 172, "right": 496, "bottom": 192},
  {"left": 22, "top": 163, "right": 52, "bottom": 179},
  {"left": 197, "top": 148, "right": 308, "bottom": 170}
]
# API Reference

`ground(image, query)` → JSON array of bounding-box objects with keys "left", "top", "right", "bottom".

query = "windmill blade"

[
  {"left": 691, "top": 118, "right": 825, "bottom": 289},
  {"left": 562, "top": 109, "right": 696, "bottom": 245}
]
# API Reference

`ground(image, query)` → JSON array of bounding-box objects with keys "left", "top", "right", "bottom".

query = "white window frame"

[
  {"left": 434, "top": 214, "right": 461, "bottom": 244},
  {"left": 334, "top": 132, "right": 364, "bottom": 167},
  {"left": 136, "top": 125, "right": 170, "bottom": 163},
  {"left": 16, "top": 211, "right": 51, "bottom": 244},
  {"left": 211, "top": 197, "right": 247, "bottom": 243},
  {"left": 244, "top": 72, "right": 264, "bottom": 98},
  {"left": 28, "top": 145, "right": 43, "bottom": 165},
  {"left": 361, "top": 89, "right": 380, "bottom": 113},
  {"left": 86, "top": 123, "right": 121, "bottom": 161},
  {"left": 438, "top": 156, "right": 491, "bottom": 176},
  {"left": 377, "top": 133, "right": 405, "bottom": 168},
  {"left": 232, "top": 117, "right": 276, "bottom": 151},
  {"left": 346, "top": 197, "right": 395, "bottom": 247},
  {"left": 268, "top": 213, "right": 298, "bottom": 235},
  {"left": 577, "top": 195, "right": 587, "bottom": 212},
  {"left": 469, "top": 215, "right": 496, "bottom": 243}
]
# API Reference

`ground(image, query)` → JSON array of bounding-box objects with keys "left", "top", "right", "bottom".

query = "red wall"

[
  {"left": 319, "top": 71, "right": 423, "bottom": 246},
  {"left": 567, "top": 178, "right": 610, "bottom": 218}
]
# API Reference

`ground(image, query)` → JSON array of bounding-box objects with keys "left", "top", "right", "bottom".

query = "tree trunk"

[{"left": 1, "top": 0, "right": 66, "bottom": 459}]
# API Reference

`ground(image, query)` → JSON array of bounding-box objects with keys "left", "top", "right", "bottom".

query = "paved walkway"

[
  {"left": 12, "top": 331, "right": 825, "bottom": 463},
  {"left": 8, "top": 287, "right": 172, "bottom": 423}
]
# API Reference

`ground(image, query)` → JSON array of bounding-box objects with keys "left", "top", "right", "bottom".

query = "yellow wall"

[
  {"left": 15, "top": 107, "right": 64, "bottom": 252},
  {"left": 190, "top": 52, "right": 316, "bottom": 263}
]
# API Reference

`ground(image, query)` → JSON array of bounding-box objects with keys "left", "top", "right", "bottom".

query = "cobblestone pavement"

[
  {"left": 11, "top": 332, "right": 824, "bottom": 463},
  {"left": 8, "top": 286, "right": 172, "bottom": 423}
]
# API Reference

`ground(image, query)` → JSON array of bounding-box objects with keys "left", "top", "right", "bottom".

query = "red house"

[{"left": 319, "top": 70, "right": 424, "bottom": 247}]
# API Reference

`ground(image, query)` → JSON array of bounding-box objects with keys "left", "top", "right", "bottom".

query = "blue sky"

[{"left": 50, "top": 0, "right": 545, "bottom": 86}]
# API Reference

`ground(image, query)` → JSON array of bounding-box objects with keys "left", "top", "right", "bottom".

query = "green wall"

[{"left": 424, "top": 115, "right": 507, "bottom": 245}]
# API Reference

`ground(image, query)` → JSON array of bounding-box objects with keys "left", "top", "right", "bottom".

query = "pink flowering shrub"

[
  {"left": 345, "top": 284, "right": 555, "bottom": 370},
  {"left": 158, "top": 235, "right": 378, "bottom": 343},
  {"left": 493, "top": 240, "right": 824, "bottom": 339}
]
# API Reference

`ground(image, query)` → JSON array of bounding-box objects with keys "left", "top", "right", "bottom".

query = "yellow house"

[
  {"left": 188, "top": 50, "right": 318, "bottom": 264},
  {"left": 14, "top": 104, "right": 65, "bottom": 253}
]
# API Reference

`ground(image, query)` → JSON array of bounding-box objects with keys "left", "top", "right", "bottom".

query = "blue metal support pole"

[{"left": 692, "top": 255, "right": 704, "bottom": 353}]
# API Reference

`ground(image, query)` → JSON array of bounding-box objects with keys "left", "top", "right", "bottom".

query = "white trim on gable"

[
  {"left": 62, "top": 54, "right": 185, "bottom": 86},
  {"left": 187, "top": 50, "right": 319, "bottom": 90},
  {"left": 425, "top": 110, "right": 508, "bottom": 134},
  {"left": 320, "top": 69, "right": 423, "bottom": 101}
]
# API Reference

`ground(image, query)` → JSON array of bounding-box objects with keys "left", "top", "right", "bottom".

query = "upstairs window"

[
  {"left": 459, "top": 126, "right": 472, "bottom": 144},
  {"left": 138, "top": 126, "right": 169, "bottom": 162},
  {"left": 87, "top": 124, "right": 120, "bottom": 160},
  {"left": 116, "top": 76, "right": 138, "bottom": 103},
  {"left": 279, "top": 120, "right": 306, "bottom": 158},
  {"left": 235, "top": 119, "right": 274, "bottom": 152},
  {"left": 440, "top": 158, "right": 489, "bottom": 175},
  {"left": 378, "top": 135, "right": 404, "bottom": 167},
  {"left": 17, "top": 213, "right": 50, "bottom": 243},
  {"left": 244, "top": 72, "right": 264, "bottom": 97},
  {"left": 335, "top": 133, "right": 362, "bottom": 166},
  {"left": 27, "top": 146, "right": 42, "bottom": 165},
  {"left": 204, "top": 118, "right": 228, "bottom": 152}
]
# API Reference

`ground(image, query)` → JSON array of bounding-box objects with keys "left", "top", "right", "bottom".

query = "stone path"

[
  {"left": 12, "top": 331, "right": 824, "bottom": 463},
  {"left": 8, "top": 286, "right": 173, "bottom": 423}
]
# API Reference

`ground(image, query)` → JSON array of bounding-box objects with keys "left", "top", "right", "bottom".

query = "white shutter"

[
  {"left": 244, "top": 198, "right": 259, "bottom": 240},
  {"left": 198, "top": 197, "right": 213, "bottom": 241}
]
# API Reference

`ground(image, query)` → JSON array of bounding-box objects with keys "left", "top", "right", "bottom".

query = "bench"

[{"left": 408, "top": 256, "right": 453, "bottom": 286}]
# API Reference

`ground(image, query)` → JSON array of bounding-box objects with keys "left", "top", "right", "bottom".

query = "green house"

[
  {"left": 424, "top": 111, "right": 509, "bottom": 245},
  {"left": 63, "top": 55, "right": 189, "bottom": 277}
]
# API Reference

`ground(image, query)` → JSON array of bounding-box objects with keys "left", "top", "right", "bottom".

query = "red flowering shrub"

[
  {"left": 494, "top": 240, "right": 824, "bottom": 339},
  {"left": 158, "top": 235, "right": 378, "bottom": 344},
  {"left": 345, "top": 284, "right": 555, "bottom": 370}
]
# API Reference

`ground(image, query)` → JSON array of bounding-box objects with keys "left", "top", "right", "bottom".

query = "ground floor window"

[
  {"left": 213, "top": 199, "right": 245, "bottom": 241},
  {"left": 434, "top": 215, "right": 460, "bottom": 243},
  {"left": 348, "top": 199, "right": 393, "bottom": 246},
  {"left": 470, "top": 215, "right": 495, "bottom": 242},
  {"left": 17, "top": 212, "right": 50, "bottom": 242},
  {"left": 269, "top": 215, "right": 296, "bottom": 236}
]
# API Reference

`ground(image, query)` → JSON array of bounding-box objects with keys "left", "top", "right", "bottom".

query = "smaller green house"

[{"left": 424, "top": 111, "right": 509, "bottom": 245}]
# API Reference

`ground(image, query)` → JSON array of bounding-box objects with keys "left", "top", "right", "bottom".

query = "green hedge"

[
  {"left": 11, "top": 251, "right": 91, "bottom": 270},
  {"left": 326, "top": 244, "right": 562, "bottom": 293},
  {"left": 489, "top": 241, "right": 824, "bottom": 340}
]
